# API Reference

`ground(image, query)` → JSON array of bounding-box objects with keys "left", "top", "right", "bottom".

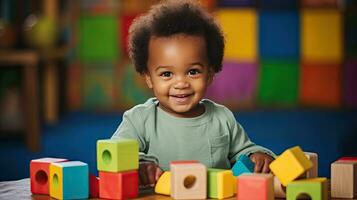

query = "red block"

[
  {"left": 237, "top": 174, "right": 274, "bottom": 200},
  {"left": 338, "top": 157, "right": 357, "bottom": 162},
  {"left": 30, "top": 158, "right": 67, "bottom": 194},
  {"left": 89, "top": 174, "right": 99, "bottom": 198},
  {"left": 99, "top": 170, "right": 138, "bottom": 199}
]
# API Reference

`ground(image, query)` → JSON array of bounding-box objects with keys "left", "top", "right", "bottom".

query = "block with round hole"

[
  {"left": 30, "top": 157, "right": 67, "bottom": 195},
  {"left": 49, "top": 161, "right": 89, "bottom": 199},
  {"left": 287, "top": 177, "right": 328, "bottom": 200},
  {"left": 208, "top": 168, "right": 234, "bottom": 199},
  {"left": 170, "top": 162, "right": 207, "bottom": 199},
  {"left": 97, "top": 139, "right": 138, "bottom": 172}
]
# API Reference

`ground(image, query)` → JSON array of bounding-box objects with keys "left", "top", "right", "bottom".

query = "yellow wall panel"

[
  {"left": 216, "top": 9, "right": 257, "bottom": 62},
  {"left": 301, "top": 9, "right": 343, "bottom": 62}
]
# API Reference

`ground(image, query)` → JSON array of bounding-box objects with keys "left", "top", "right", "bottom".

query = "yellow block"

[
  {"left": 216, "top": 9, "right": 257, "bottom": 62},
  {"left": 155, "top": 171, "right": 171, "bottom": 195},
  {"left": 217, "top": 170, "right": 234, "bottom": 199},
  {"left": 50, "top": 163, "right": 63, "bottom": 199},
  {"left": 301, "top": 9, "right": 342, "bottom": 62},
  {"left": 269, "top": 146, "right": 313, "bottom": 186}
]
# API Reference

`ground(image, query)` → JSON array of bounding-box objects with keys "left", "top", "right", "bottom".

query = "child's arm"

[{"left": 226, "top": 111, "right": 276, "bottom": 173}]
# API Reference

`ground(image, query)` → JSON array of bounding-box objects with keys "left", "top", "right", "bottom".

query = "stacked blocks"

[
  {"left": 30, "top": 158, "right": 67, "bottom": 195},
  {"left": 49, "top": 161, "right": 89, "bottom": 199},
  {"left": 97, "top": 139, "right": 139, "bottom": 199},
  {"left": 170, "top": 162, "right": 207, "bottom": 199},
  {"left": 237, "top": 173, "right": 274, "bottom": 200},
  {"left": 287, "top": 178, "right": 328, "bottom": 200},
  {"left": 331, "top": 160, "right": 357, "bottom": 198},
  {"left": 155, "top": 171, "right": 171, "bottom": 195},
  {"left": 207, "top": 169, "right": 234, "bottom": 199},
  {"left": 269, "top": 146, "right": 313, "bottom": 186},
  {"left": 231, "top": 154, "right": 255, "bottom": 176}
]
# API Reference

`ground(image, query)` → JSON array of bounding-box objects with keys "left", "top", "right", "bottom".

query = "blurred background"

[{"left": 0, "top": 0, "right": 356, "bottom": 181}]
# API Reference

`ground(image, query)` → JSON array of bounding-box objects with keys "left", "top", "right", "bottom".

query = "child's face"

[{"left": 145, "top": 34, "right": 213, "bottom": 118}]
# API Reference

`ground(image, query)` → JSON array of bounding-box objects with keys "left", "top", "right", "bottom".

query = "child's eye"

[
  {"left": 160, "top": 71, "right": 172, "bottom": 77},
  {"left": 188, "top": 69, "right": 200, "bottom": 76}
]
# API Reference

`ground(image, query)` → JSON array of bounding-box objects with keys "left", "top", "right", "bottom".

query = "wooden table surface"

[{"left": 0, "top": 178, "right": 355, "bottom": 200}]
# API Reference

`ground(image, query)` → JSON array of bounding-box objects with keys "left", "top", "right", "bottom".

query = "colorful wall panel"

[
  {"left": 206, "top": 62, "right": 258, "bottom": 108},
  {"left": 258, "top": 60, "right": 299, "bottom": 106},
  {"left": 345, "top": 60, "right": 357, "bottom": 107},
  {"left": 259, "top": 10, "right": 299, "bottom": 59},
  {"left": 78, "top": 15, "right": 119, "bottom": 62},
  {"left": 83, "top": 65, "right": 115, "bottom": 110},
  {"left": 216, "top": 9, "right": 257, "bottom": 62},
  {"left": 301, "top": 9, "right": 342, "bottom": 62},
  {"left": 299, "top": 63, "right": 341, "bottom": 107}
]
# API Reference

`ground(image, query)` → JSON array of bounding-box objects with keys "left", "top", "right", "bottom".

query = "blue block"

[
  {"left": 259, "top": 10, "right": 299, "bottom": 59},
  {"left": 231, "top": 155, "right": 254, "bottom": 176},
  {"left": 58, "top": 161, "right": 89, "bottom": 199}
]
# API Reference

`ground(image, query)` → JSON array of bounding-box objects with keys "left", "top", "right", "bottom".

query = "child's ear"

[
  {"left": 207, "top": 68, "right": 215, "bottom": 85},
  {"left": 144, "top": 73, "right": 153, "bottom": 89}
]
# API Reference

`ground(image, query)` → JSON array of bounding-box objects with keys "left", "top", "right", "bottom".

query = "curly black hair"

[{"left": 128, "top": 0, "right": 225, "bottom": 75}]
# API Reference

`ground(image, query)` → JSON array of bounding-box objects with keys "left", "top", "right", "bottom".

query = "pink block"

[
  {"left": 237, "top": 174, "right": 274, "bottom": 200},
  {"left": 206, "top": 62, "right": 257, "bottom": 104}
]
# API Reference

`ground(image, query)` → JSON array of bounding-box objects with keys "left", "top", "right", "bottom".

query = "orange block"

[
  {"left": 237, "top": 173, "right": 274, "bottom": 200},
  {"left": 299, "top": 62, "right": 342, "bottom": 107}
]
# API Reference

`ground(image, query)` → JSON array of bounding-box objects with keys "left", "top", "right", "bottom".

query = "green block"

[
  {"left": 97, "top": 139, "right": 139, "bottom": 172},
  {"left": 287, "top": 178, "right": 328, "bottom": 200},
  {"left": 79, "top": 15, "right": 119, "bottom": 61},
  {"left": 258, "top": 59, "right": 299, "bottom": 106},
  {"left": 207, "top": 168, "right": 224, "bottom": 198}
]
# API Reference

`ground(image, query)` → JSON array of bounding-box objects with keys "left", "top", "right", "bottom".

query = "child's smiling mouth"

[{"left": 170, "top": 94, "right": 193, "bottom": 104}]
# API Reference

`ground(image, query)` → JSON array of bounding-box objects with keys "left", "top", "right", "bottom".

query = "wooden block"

[
  {"left": 207, "top": 169, "right": 234, "bottom": 199},
  {"left": 171, "top": 160, "right": 199, "bottom": 165},
  {"left": 216, "top": 9, "right": 257, "bottom": 62},
  {"left": 338, "top": 157, "right": 357, "bottom": 162},
  {"left": 231, "top": 154, "right": 254, "bottom": 176},
  {"left": 170, "top": 162, "right": 207, "bottom": 199},
  {"left": 301, "top": 9, "right": 342, "bottom": 62},
  {"left": 303, "top": 152, "right": 318, "bottom": 178},
  {"left": 269, "top": 146, "right": 313, "bottom": 186},
  {"left": 287, "top": 178, "right": 328, "bottom": 200},
  {"left": 274, "top": 176, "right": 287, "bottom": 198},
  {"left": 30, "top": 158, "right": 67, "bottom": 195},
  {"left": 49, "top": 161, "right": 89, "bottom": 199},
  {"left": 331, "top": 161, "right": 357, "bottom": 198},
  {"left": 155, "top": 171, "right": 171, "bottom": 195},
  {"left": 89, "top": 174, "right": 99, "bottom": 198},
  {"left": 237, "top": 173, "right": 274, "bottom": 200},
  {"left": 97, "top": 139, "right": 138, "bottom": 172},
  {"left": 99, "top": 170, "right": 139, "bottom": 199}
]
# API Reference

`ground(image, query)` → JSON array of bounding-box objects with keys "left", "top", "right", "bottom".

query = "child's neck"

[{"left": 158, "top": 102, "right": 205, "bottom": 118}]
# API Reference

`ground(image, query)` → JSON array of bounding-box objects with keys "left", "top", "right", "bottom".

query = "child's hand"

[
  {"left": 249, "top": 152, "right": 274, "bottom": 173},
  {"left": 138, "top": 161, "right": 163, "bottom": 187}
]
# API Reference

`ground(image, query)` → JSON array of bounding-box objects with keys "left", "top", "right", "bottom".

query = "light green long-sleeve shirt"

[{"left": 112, "top": 98, "right": 275, "bottom": 171}]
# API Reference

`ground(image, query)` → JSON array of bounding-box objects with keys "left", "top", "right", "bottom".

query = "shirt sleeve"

[
  {"left": 226, "top": 110, "right": 276, "bottom": 163},
  {"left": 111, "top": 110, "right": 159, "bottom": 164}
]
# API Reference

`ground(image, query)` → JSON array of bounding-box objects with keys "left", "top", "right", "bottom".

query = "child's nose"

[{"left": 173, "top": 76, "right": 189, "bottom": 89}]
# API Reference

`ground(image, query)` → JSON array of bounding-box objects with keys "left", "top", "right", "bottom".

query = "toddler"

[{"left": 112, "top": 0, "right": 275, "bottom": 187}]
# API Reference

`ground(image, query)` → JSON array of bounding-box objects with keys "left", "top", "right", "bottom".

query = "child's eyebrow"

[
  {"left": 188, "top": 62, "right": 205, "bottom": 67},
  {"left": 155, "top": 66, "right": 172, "bottom": 72}
]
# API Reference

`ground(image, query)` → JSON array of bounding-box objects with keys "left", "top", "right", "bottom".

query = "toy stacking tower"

[{"left": 97, "top": 139, "right": 139, "bottom": 199}]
